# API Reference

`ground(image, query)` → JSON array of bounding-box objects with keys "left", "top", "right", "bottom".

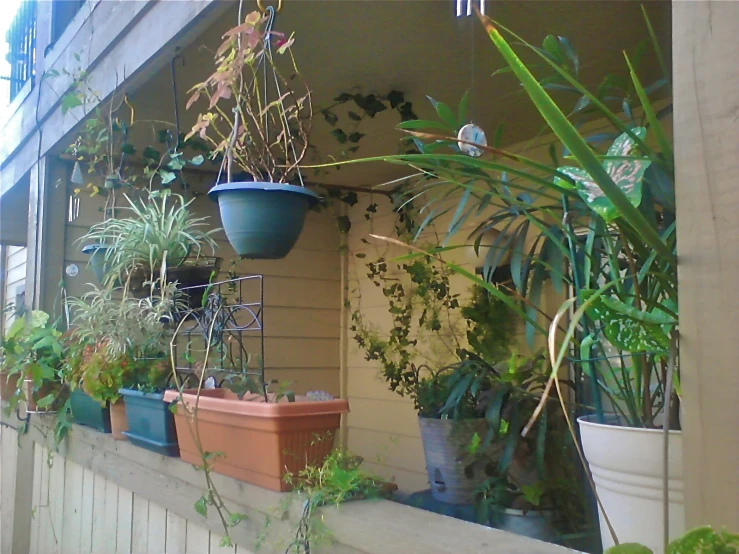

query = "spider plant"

[{"left": 80, "top": 189, "right": 219, "bottom": 288}]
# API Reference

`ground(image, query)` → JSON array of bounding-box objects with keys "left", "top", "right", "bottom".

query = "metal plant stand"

[{"left": 172, "top": 275, "right": 266, "bottom": 388}]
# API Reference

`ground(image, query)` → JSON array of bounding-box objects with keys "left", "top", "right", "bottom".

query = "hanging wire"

[{"left": 171, "top": 54, "right": 185, "bottom": 150}]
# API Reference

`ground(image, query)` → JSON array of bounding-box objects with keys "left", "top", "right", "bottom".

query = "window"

[
  {"left": 4, "top": 0, "right": 37, "bottom": 101},
  {"left": 51, "top": 0, "right": 85, "bottom": 44}
]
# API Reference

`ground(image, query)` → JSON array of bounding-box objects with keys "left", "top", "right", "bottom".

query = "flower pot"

[
  {"left": 488, "top": 507, "right": 559, "bottom": 542},
  {"left": 120, "top": 388, "right": 179, "bottom": 457},
  {"left": 163, "top": 388, "right": 348, "bottom": 491},
  {"left": 208, "top": 182, "right": 320, "bottom": 259},
  {"left": 0, "top": 371, "right": 20, "bottom": 400},
  {"left": 70, "top": 388, "right": 112, "bottom": 433},
  {"left": 22, "top": 379, "right": 67, "bottom": 413},
  {"left": 418, "top": 417, "right": 504, "bottom": 505},
  {"left": 109, "top": 399, "right": 129, "bottom": 440},
  {"left": 81, "top": 244, "right": 112, "bottom": 283},
  {"left": 578, "top": 415, "right": 684, "bottom": 554}
]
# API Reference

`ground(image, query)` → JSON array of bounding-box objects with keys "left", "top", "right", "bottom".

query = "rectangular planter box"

[
  {"left": 163, "top": 388, "right": 349, "bottom": 492},
  {"left": 120, "top": 388, "right": 179, "bottom": 457},
  {"left": 70, "top": 388, "right": 112, "bottom": 433}
]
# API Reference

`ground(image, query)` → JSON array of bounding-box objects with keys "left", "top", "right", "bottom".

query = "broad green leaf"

[
  {"left": 605, "top": 544, "right": 653, "bottom": 554},
  {"left": 194, "top": 497, "right": 208, "bottom": 517}
]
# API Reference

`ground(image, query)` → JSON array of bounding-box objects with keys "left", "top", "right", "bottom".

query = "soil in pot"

[
  {"left": 120, "top": 388, "right": 179, "bottom": 457},
  {"left": 208, "top": 182, "right": 320, "bottom": 259},
  {"left": 70, "top": 388, "right": 112, "bottom": 433},
  {"left": 22, "top": 379, "right": 68, "bottom": 413},
  {"left": 163, "top": 388, "right": 348, "bottom": 491},
  {"left": 109, "top": 399, "right": 129, "bottom": 440}
]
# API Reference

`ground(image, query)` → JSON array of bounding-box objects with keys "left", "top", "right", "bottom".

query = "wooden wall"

[
  {"left": 62, "top": 171, "right": 343, "bottom": 396},
  {"left": 23, "top": 442, "right": 254, "bottom": 554},
  {"left": 3, "top": 246, "right": 27, "bottom": 328},
  {"left": 673, "top": 0, "right": 739, "bottom": 530}
]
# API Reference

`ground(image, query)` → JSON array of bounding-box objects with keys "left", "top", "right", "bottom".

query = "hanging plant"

[{"left": 186, "top": 7, "right": 318, "bottom": 259}]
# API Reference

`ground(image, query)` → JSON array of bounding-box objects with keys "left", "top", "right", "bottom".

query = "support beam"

[{"left": 673, "top": 0, "right": 739, "bottom": 530}]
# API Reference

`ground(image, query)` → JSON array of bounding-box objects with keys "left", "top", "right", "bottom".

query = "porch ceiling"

[{"left": 64, "top": 0, "right": 670, "bottom": 189}]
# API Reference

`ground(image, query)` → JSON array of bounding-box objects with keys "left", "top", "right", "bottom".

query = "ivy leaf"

[
  {"left": 189, "top": 155, "right": 205, "bottom": 166},
  {"left": 61, "top": 93, "right": 83, "bottom": 115},
  {"left": 347, "top": 111, "right": 362, "bottom": 121},
  {"left": 219, "top": 536, "right": 233, "bottom": 547},
  {"left": 36, "top": 394, "right": 57, "bottom": 409},
  {"left": 158, "top": 129, "right": 173, "bottom": 144},
  {"left": 322, "top": 110, "right": 339, "bottom": 126},
  {"left": 121, "top": 143, "right": 136, "bottom": 155},
  {"left": 336, "top": 215, "right": 351, "bottom": 234},
  {"left": 387, "top": 90, "right": 405, "bottom": 109},
  {"left": 347, "top": 132, "right": 365, "bottom": 143},
  {"left": 331, "top": 129, "right": 348, "bottom": 143},
  {"left": 341, "top": 192, "right": 358, "bottom": 206},
  {"left": 194, "top": 497, "right": 208, "bottom": 517},
  {"left": 142, "top": 146, "right": 161, "bottom": 161},
  {"left": 228, "top": 513, "right": 246, "bottom": 527},
  {"left": 333, "top": 92, "right": 353, "bottom": 103},
  {"left": 160, "top": 171, "right": 177, "bottom": 185}
]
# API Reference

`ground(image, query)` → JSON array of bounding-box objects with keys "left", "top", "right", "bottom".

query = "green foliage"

[
  {"left": 0, "top": 311, "right": 67, "bottom": 413},
  {"left": 605, "top": 526, "right": 739, "bottom": 554},
  {"left": 283, "top": 449, "right": 392, "bottom": 553},
  {"left": 348, "top": 15, "right": 677, "bottom": 428},
  {"left": 79, "top": 189, "right": 219, "bottom": 287}
]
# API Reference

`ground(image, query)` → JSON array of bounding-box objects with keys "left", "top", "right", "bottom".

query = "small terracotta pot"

[
  {"left": 163, "top": 389, "right": 349, "bottom": 492},
  {"left": 0, "top": 371, "right": 20, "bottom": 399},
  {"left": 109, "top": 399, "right": 130, "bottom": 440}
]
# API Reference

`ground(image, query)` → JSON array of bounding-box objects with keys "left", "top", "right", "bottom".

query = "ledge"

[{"left": 15, "top": 413, "right": 579, "bottom": 554}]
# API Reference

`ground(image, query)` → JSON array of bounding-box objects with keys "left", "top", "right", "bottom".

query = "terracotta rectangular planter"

[{"left": 163, "top": 389, "right": 349, "bottom": 492}]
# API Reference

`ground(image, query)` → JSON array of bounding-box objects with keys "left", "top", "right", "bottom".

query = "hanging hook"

[
  {"left": 171, "top": 53, "right": 185, "bottom": 150},
  {"left": 257, "top": 0, "right": 282, "bottom": 13}
]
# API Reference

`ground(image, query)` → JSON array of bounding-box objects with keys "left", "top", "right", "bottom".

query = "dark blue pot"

[
  {"left": 70, "top": 389, "right": 111, "bottom": 433},
  {"left": 81, "top": 243, "right": 112, "bottom": 284},
  {"left": 119, "top": 388, "right": 179, "bottom": 457},
  {"left": 208, "top": 182, "right": 320, "bottom": 259}
]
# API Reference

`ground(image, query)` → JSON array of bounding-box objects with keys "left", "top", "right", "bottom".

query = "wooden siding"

[
  {"left": 23, "top": 443, "right": 256, "bottom": 554},
  {"left": 4, "top": 245, "right": 27, "bottom": 328}
]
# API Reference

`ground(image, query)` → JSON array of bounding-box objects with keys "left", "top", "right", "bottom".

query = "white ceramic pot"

[{"left": 578, "top": 416, "right": 684, "bottom": 554}]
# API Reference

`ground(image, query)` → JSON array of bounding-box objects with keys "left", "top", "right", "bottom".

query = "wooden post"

[{"left": 673, "top": 0, "right": 739, "bottom": 530}]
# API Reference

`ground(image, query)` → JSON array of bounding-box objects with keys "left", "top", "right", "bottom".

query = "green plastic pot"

[
  {"left": 208, "top": 182, "right": 320, "bottom": 259},
  {"left": 70, "top": 389, "right": 112, "bottom": 433},
  {"left": 81, "top": 244, "right": 112, "bottom": 284},
  {"left": 119, "top": 388, "right": 179, "bottom": 457}
]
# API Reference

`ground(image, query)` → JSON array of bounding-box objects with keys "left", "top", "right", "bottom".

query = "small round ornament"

[{"left": 457, "top": 123, "right": 487, "bottom": 157}]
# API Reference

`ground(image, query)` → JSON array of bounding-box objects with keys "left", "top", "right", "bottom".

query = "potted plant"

[
  {"left": 360, "top": 15, "right": 679, "bottom": 552},
  {"left": 351, "top": 252, "right": 527, "bottom": 505},
  {"left": 65, "top": 284, "right": 179, "bottom": 438},
  {"left": 186, "top": 9, "right": 319, "bottom": 259},
  {"left": 0, "top": 311, "right": 68, "bottom": 413},
  {"left": 118, "top": 359, "right": 179, "bottom": 456},
  {"left": 164, "top": 378, "right": 349, "bottom": 492},
  {"left": 80, "top": 190, "right": 220, "bottom": 303}
]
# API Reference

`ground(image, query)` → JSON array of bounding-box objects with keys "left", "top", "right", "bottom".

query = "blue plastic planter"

[
  {"left": 208, "top": 182, "right": 320, "bottom": 259},
  {"left": 119, "top": 388, "right": 179, "bottom": 457},
  {"left": 81, "top": 244, "right": 112, "bottom": 284},
  {"left": 70, "top": 389, "right": 111, "bottom": 433}
]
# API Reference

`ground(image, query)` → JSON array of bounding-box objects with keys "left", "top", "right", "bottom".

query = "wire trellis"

[{"left": 172, "top": 275, "right": 265, "bottom": 385}]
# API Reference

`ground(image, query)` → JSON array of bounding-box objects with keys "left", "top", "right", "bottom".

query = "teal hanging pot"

[
  {"left": 208, "top": 182, "right": 320, "bottom": 259},
  {"left": 81, "top": 243, "right": 112, "bottom": 283}
]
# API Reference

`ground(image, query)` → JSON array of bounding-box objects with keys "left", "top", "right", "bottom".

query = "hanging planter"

[
  {"left": 187, "top": 6, "right": 318, "bottom": 260},
  {"left": 209, "top": 182, "right": 318, "bottom": 259},
  {"left": 81, "top": 244, "right": 112, "bottom": 284}
]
